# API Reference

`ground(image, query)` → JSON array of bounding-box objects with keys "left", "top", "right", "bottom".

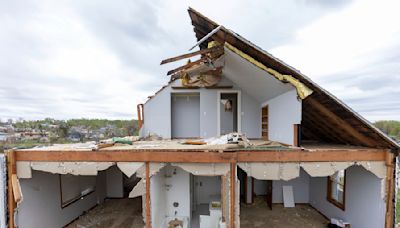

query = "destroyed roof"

[{"left": 188, "top": 7, "right": 399, "bottom": 150}]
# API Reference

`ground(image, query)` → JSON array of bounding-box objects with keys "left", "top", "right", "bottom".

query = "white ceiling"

[{"left": 223, "top": 47, "right": 293, "bottom": 103}]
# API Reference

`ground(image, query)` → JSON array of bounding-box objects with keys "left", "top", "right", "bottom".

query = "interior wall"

[
  {"left": 18, "top": 170, "right": 106, "bottom": 228},
  {"left": 164, "top": 166, "right": 191, "bottom": 219},
  {"left": 240, "top": 88, "right": 261, "bottom": 138},
  {"left": 106, "top": 165, "right": 123, "bottom": 198},
  {"left": 194, "top": 176, "right": 221, "bottom": 205},
  {"left": 272, "top": 169, "right": 310, "bottom": 203},
  {"left": 253, "top": 168, "right": 310, "bottom": 203},
  {"left": 262, "top": 89, "right": 301, "bottom": 145},
  {"left": 141, "top": 81, "right": 173, "bottom": 138},
  {"left": 309, "top": 166, "right": 386, "bottom": 228},
  {"left": 143, "top": 76, "right": 261, "bottom": 139},
  {"left": 151, "top": 166, "right": 191, "bottom": 227},
  {"left": 150, "top": 168, "right": 167, "bottom": 228},
  {"left": 171, "top": 93, "right": 200, "bottom": 138},
  {"left": 199, "top": 88, "right": 218, "bottom": 138}
]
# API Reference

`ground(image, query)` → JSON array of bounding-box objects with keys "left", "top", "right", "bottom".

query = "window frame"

[{"left": 327, "top": 170, "right": 346, "bottom": 210}]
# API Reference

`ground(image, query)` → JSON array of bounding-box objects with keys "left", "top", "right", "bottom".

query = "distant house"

[{"left": 4, "top": 8, "right": 399, "bottom": 228}]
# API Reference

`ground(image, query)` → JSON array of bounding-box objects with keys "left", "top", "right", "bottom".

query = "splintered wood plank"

[
  {"left": 230, "top": 162, "right": 236, "bottom": 228},
  {"left": 167, "top": 57, "right": 207, "bottom": 75},
  {"left": 6, "top": 150, "right": 16, "bottom": 228},
  {"left": 145, "top": 162, "right": 151, "bottom": 228},
  {"left": 160, "top": 45, "right": 222, "bottom": 65}
]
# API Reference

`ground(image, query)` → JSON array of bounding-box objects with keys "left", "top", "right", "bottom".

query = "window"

[
  {"left": 327, "top": 170, "right": 346, "bottom": 210},
  {"left": 60, "top": 174, "right": 96, "bottom": 208}
]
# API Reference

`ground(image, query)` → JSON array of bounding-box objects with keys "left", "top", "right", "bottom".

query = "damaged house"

[{"left": 4, "top": 8, "right": 400, "bottom": 228}]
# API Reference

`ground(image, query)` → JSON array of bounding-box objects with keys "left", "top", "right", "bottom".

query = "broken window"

[{"left": 327, "top": 170, "right": 346, "bottom": 210}]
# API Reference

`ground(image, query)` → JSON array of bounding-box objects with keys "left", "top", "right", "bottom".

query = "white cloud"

[{"left": 0, "top": 0, "right": 398, "bottom": 121}]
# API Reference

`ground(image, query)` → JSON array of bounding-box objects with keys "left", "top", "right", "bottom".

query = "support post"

[
  {"left": 230, "top": 161, "right": 236, "bottom": 228},
  {"left": 6, "top": 150, "right": 16, "bottom": 228},
  {"left": 145, "top": 161, "right": 151, "bottom": 228},
  {"left": 385, "top": 151, "right": 395, "bottom": 228}
]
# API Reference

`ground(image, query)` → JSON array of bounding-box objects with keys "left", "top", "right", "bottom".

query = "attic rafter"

[
  {"left": 160, "top": 45, "right": 223, "bottom": 65},
  {"left": 305, "top": 97, "right": 377, "bottom": 147},
  {"left": 303, "top": 109, "right": 351, "bottom": 144}
]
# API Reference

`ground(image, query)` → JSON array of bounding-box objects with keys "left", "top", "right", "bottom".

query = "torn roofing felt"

[{"left": 187, "top": 7, "right": 400, "bottom": 149}]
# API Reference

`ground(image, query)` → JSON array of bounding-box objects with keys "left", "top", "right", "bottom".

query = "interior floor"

[
  {"left": 240, "top": 197, "right": 329, "bottom": 228},
  {"left": 65, "top": 198, "right": 144, "bottom": 228}
]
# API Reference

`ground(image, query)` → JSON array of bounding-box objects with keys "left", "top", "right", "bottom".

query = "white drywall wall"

[
  {"left": 142, "top": 76, "right": 261, "bottom": 139},
  {"left": 164, "top": 166, "right": 191, "bottom": 219},
  {"left": 200, "top": 89, "right": 218, "bottom": 138},
  {"left": 171, "top": 93, "right": 200, "bottom": 138},
  {"left": 262, "top": 89, "right": 301, "bottom": 145},
  {"left": 272, "top": 169, "right": 310, "bottom": 203},
  {"left": 309, "top": 166, "right": 386, "bottom": 228},
  {"left": 18, "top": 170, "right": 106, "bottom": 228},
  {"left": 106, "top": 165, "right": 123, "bottom": 198},
  {"left": 151, "top": 168, "right": 167, "bottom": 228},
  {"left": 141, "top": 82, "right": 173, "bottom": 138},
  {"left": 240, "top": 89, "right": 261, "bottom": 138},
  {"left": 194, "top": 176, "right": 221, "bottom": 205},
  {"left": 253, "top": 168, "right": 310, "bottom": 203}
]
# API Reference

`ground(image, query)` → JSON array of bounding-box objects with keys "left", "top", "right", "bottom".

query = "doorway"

[
  {"left": 171, "top": 93, "right": 200, "bottom": 138},
  {"left": 191, "top": 175, "right": 222, "bottom": 228},
  {"left": 218, "top": 91, "right": 241, "bottom": 135}
]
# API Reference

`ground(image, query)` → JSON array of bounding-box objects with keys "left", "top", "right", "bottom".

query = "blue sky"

[{"left": 0, "top": 0, "right": 399, "bottom": 121}]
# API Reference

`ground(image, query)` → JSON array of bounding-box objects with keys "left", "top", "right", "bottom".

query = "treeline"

[
  {"left": 14, "top": 118, "right": 139, "bottom": 136},
  {"left": 374, "top": 120, "right": 400, "bottom": 141}
]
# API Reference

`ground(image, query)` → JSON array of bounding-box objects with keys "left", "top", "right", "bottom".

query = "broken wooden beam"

[
  {"left": 230, "top": 161, "right": 236, "bottom": 228},
  {"left": 160, "top": 45, "right": 223, "bottom": 65},
  {"left": 145, "top": 161, "right": 151, "bottom": 228},
  {"left": 172, "top": 85, "right": 233, "bottom": 90},
  {"left": 167, "top": 57, "right": 207, "bottom": 75}
]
